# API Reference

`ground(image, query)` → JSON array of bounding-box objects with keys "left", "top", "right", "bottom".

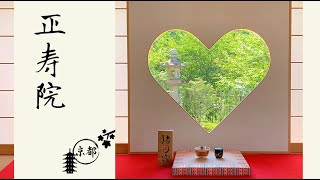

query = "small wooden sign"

[{"left": 158, "top": 130, "right": 174, "bottom": 166}]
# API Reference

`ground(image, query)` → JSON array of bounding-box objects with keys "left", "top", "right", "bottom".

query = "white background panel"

[
  {"left": 0, "top": 37, "right": 14, "bottom": 62},
  {"left": 0, "top": 10, "right": 14, "bottom": 36},
  {"left": 115, "top": 37, "right": 127, "bottom": 63},
  {"left": 115, "top": 9, "right": 127, "bottom": 36},
  {"left": 291, "top": 63, "right": 303, "bottom": 89},
  {"left": 291, "top": 117, "right": 303, "bottom": 143},
  {"left": 0, "top": 1, "right": 14, "bottom": 8},
  {"left": 115, "top": 117, "right": 128, "bottom": 143},
  {"left": 304, "top": 2, "right": 320, "bottom": 178},
  {"left": 291, "top": 36, "right": 303, "bottom": 62},
  {"left": 0, "top": 118, "right": 13, "bottom": 144},
  {"left": 292, "top": 9, "right": 303, "bottom": 35},
  {"left": 14, "top": 2, "right": 115, "bottom": 178},
  {"left": 0, "top": 91, "right": 13, "bottom": 117},
  {"left": 0, "top": 64, "right": 14, "bottom": 90},
  {"left": 115, "top": 64, "right": 127, "bottom": 90},
  {"left": 291, "top": 90, "right": 303, "bottom": 116},
  {"left": 115, "top": 91, "right": 128, "bottom": 116}
]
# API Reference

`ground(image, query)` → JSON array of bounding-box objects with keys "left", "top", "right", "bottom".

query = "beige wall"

[
  {"left": 114, "top": 1, "right": 303, "bottom": 146},
  {"left": 128, "top": 1, "right": 290, "bottom": 152},
  {"left": 291, "top": 2, "right": 303, "bottom": 143},
  {"left": 0, "top": 2, "right": 14, "bottom": 145},
  {"left": 115, "top": 1, "right": 129, "bottom": 144}
]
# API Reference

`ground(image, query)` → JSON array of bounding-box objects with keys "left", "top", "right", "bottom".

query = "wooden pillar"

[{"left": 158, "top": 130, "right": 174, "bottom": 166}]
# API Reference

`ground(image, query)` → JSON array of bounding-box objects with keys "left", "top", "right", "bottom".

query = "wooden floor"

[{"left": 0, "top": 156, "right": 13, "bottom": 172}]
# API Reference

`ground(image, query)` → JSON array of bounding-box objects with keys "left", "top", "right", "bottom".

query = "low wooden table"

[{"left": 172, "top": 150, "right": 250, "bottom": 176}]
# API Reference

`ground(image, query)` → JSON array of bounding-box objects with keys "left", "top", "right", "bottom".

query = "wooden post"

[{"left": 158, "top": 130, "right": 174, "bottom": 166}]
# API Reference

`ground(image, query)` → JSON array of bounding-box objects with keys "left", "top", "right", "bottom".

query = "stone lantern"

[{"left": 160, "top": 49, "right": 186, "bottom": 103}]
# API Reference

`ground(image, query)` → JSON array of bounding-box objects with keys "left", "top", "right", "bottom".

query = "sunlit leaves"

[{"left": 148, "top": 29, "right": 270, "bottom": 132}]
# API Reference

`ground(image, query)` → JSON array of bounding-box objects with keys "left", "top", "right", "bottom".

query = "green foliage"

[
  {"left": 180, "top": 78, "right": 215, "bottom": 123},
  {"left": 200, "top": 121, "right": 219, "bottom": 133},
  {"left": 148, "top": 29, "right": 270, "bottom": 133},
  {"left": 148, "top": 30, "right": 220, "bottom": 90}
]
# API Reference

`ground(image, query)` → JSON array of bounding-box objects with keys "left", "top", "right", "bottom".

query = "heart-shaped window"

[{"left": 148, "top": 29, "right": 270, "bottom": 133}]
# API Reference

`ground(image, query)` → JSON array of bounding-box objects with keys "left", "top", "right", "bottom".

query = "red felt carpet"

[
  {"left": 0, "top": 154, "right": 302, "bottom": 179},
  {"left": 116, "top": 154, "right": 302, "bottom": 179},
  {"left": 0, "top": 161, "right": 13, "bottom": 179}
]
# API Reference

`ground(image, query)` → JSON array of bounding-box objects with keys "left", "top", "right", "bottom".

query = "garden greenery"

[{"left": 148, "top": 29, "right": 270, "bottom": 133}]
